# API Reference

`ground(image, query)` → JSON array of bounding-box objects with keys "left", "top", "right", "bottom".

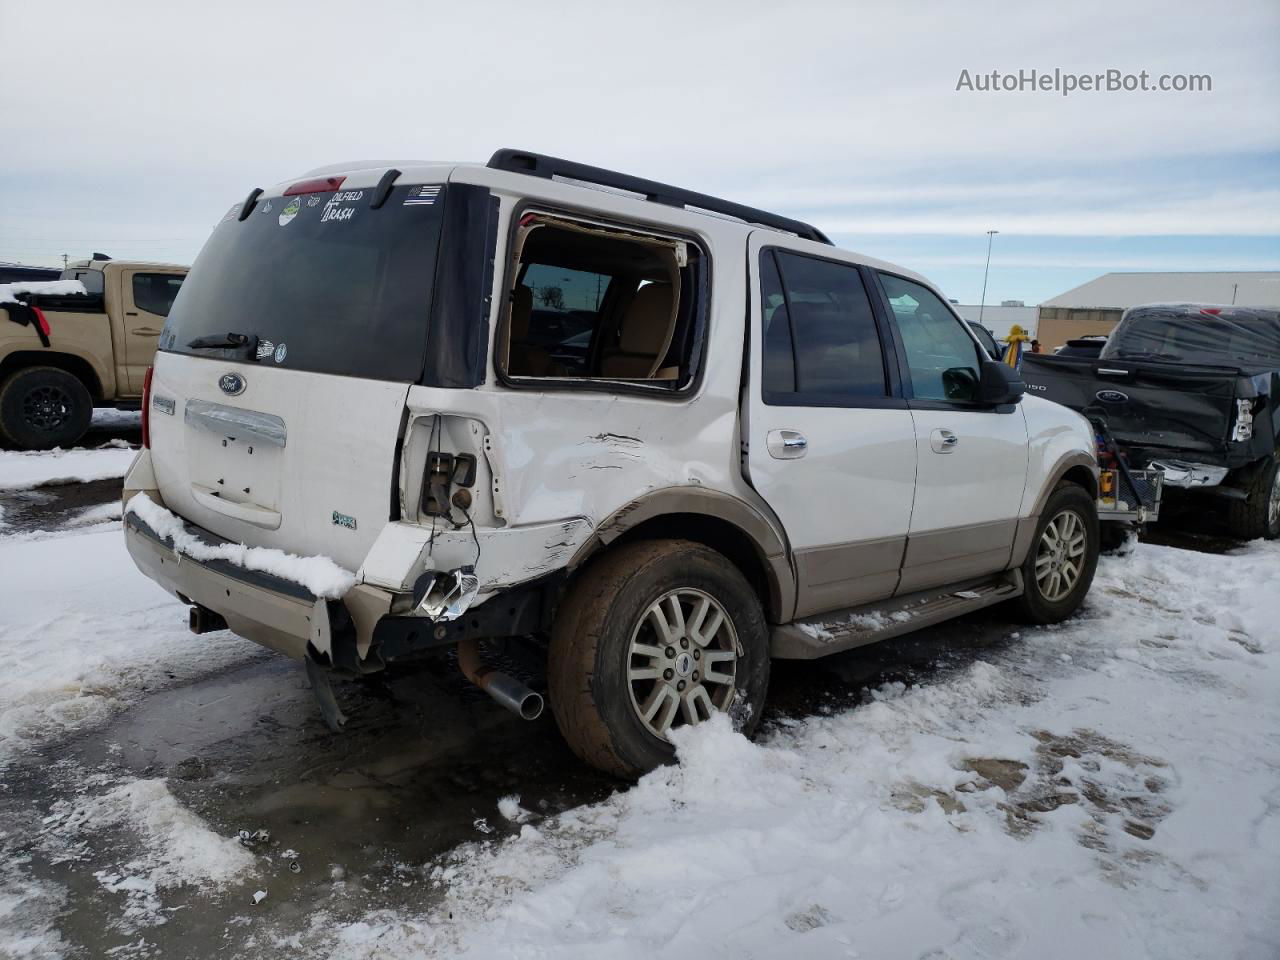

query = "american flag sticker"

[{"left": 403, "top": 184, "right": 442, "bottom": 206}]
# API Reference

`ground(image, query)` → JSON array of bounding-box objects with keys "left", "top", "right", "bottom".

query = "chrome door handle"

[
  {"left": 931, "top": 429, "right": 959, "bottom": 453},
  {"left": 767, "top": 429, "right": 808, "bottom": 459}
]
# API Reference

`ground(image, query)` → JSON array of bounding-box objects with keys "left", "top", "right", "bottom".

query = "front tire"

[
  {"left": 548, "top": 539, "right": 770, "bottom": 779},
  {"left": 0, "top": 366, "right": 93, "bottom": 450},
  {"left": 1012, "top": 482, "right": 1100, "bottom": 624}
]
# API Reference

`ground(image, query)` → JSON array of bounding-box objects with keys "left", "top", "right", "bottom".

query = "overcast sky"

[{"left": 1, "top": 0, "right": 1276, "bottom": 304}]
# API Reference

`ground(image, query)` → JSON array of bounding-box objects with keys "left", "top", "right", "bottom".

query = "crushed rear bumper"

[
  {"left": 125, "top": 509, "right": 320, "bottom": 660},
  {"left": 124, "top": 502, "right": 393, "bottom": 663}
]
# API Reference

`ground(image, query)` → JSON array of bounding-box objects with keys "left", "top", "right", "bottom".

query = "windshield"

[
  {"left": 159, "top": 184, "right": 446, "bottom": 382},
  {"left": 1101, "top": 306, "right": 1280, "bottom": 368}
]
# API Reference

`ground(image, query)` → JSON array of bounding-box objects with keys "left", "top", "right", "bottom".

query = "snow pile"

[
  {"left": 0, "top": 524, "right": 259, "bottom": 758},
  {"left": 497, "top": 796, "right": 533, "bottom": 824},
  {"left": 0, "top": 445, "right": 138, "bottom": 491},
  {"left": 49, "top": 778, "right": 253, "bottom": 928},
  {"left": 0, "top": 280, "right": 86, "bottom": 304},
  {"left": 309, "top": 540, "right": 1279, "bottom": 960},
  {"left": 126, "top": 494, "right": 356, "bottom": 599},
  {"left": 0, "top": 855, "right": 67, "bottom": 959}
]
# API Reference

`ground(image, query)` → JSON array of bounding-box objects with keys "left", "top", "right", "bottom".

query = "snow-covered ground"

[
  {"left": 0, "top": 445, "right": 137, "bottom": 493},
  {"left": 293, "top": 539, "right": 1279, "bottom": 960},
  {"left": 0, "top": 410, "right": 140, "bottom": 494},
  {"left": 0, "top": 520, "right": 259, "bottom": 758},
  {"left": 0, "top": 463, "right": 1277, "bottom": 957}
]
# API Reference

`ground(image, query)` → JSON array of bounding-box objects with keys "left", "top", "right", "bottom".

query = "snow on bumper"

[{"left": 123, "top": 496, "right": 391, "bottom": 662}]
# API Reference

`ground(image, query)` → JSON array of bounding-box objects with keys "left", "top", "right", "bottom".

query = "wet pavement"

[
  {"left": 0, "top": 452, "right": 1256, "bottom": 958},
  {"left": 0, "top": 477, "right": 123, "bottom": 533}
]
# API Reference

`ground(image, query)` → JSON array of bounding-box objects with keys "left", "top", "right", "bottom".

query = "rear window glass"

[
  {"left": 60, "top": 267, "right": 104, "bottom": 295},
  {"left": 159, "top": 185, "right": 446, "bottom": 382},
  {"left": 1102, "top": 306, "right": 1280, "bottom": 368}
]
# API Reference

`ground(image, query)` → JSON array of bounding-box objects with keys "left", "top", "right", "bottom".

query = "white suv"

[{"left": 123, "top": 150, "right": 1099, "bottom": 777}]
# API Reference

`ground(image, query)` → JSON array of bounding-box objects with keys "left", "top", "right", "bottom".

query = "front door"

[
  {"left": 121, "top": 268, "right": 184, "bottom": 393},
  {"left": 872, "top": 271, "right": 1029, "bottom": 593},
  {"left": 743, "top": 235, "right": 917, "bottom": 619}
]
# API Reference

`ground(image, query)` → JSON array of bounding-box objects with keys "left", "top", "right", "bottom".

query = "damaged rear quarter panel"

[{"left": 375, "top": 240, "right": 775, "bottom": 598}]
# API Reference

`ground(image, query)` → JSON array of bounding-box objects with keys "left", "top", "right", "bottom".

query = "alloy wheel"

[
  {"left": 626, "top": 588, "right": 740, "bottom": 739},
  {"left": 1035, "top": 508, "right": 1088, "bottom": 602}
]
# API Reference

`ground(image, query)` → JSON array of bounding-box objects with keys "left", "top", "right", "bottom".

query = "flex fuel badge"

[
  {"left": 332, "top": 511, "right": 357, "bottom": 530},
  {"left": 278, "top": 197, "right": 301, "bottom": 226}
]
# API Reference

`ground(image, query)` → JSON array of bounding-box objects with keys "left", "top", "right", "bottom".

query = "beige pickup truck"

[{"left": 0, "top": 259, "right": 187, "bottom": 449}]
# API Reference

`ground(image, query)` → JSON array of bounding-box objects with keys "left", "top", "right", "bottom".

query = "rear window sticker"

[
  {"left": 403, "top": 184, "right": 441, "bottom": 206},
  {"left": 274, "top": 342, "right": 288, "bottom": 363},
  {"left": 319, "top": 190, "right": 365, "bottom": 224},
  {"left": 306, "top": 195, "right": 323, "bottom": 207},
  {"left": 256, "top": 339, "right": 275, "bottom": 360},
  {"left": 278, "top": 197, "right": 302, "bottom": 226},
  {"left": 260, "top": 200, "right": 273, "bottom": 215},
  {"left": 321, "top": 200, "right": 356, "bottom": 223}
]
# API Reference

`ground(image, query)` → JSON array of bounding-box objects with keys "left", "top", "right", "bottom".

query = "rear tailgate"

[
  {"left": 1022, "top": 354, "right": 1239, "bottom": 459},
  {"left": 146, "top": 178, "right": 450, "bottom": 571},
  {"left": 148, "top": 355, "right": 408, "bottom": 571}
]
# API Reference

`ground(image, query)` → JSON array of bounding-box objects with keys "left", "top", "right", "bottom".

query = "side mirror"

[{"left": 979, "top": 360, "right": 1024, "bottom": 406}]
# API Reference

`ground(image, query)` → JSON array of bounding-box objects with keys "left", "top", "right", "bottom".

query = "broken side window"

[{"left": 500, "top": 214, "right": 705, "bottom": 390}]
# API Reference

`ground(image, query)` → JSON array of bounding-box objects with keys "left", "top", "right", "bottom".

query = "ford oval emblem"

[
  {"left": 1096, "top": 389, "right": 1129, "bottom": 404},
  {"left": 219, "top": 372, "right": 246, "bottom": 396}
]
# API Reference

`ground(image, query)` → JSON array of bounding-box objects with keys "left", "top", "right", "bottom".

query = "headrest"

[{"left": 618, "top": 283, "right": 673, "bottom": 353}]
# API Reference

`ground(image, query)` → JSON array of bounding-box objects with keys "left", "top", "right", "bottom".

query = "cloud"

[
  {"left": 0, "top": 0, "right": 1276, "bottom": 272},
  {"left": 819, "top": 188, "right": 1280, "bottom": 236}
]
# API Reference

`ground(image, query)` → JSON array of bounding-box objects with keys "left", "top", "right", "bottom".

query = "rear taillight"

[
  {"left": 141, "top": 365, "right": 154, "bottom": 449},
  {"left": 1231, "top": 398, "right": 1254, "bottom": 442}
]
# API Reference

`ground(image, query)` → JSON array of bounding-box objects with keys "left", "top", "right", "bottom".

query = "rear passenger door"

[
  {"left": 744, "top": 236, "right": 917, "bottom": 619},
  {"left": 121, "top": 269, "right": 183, "bottom": 392},
  {"left": 872, "top": 272, "right": 1029, "bottom": 593}
]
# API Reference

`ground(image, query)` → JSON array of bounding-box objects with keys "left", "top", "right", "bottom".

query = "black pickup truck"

[{"left": 1023, "top": 303, "right": 1280, "bottom": 540}]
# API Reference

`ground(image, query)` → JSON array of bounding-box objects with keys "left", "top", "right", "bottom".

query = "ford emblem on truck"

[
  {"left": 1096, "top": 389, "right": 1129, "bottom": 404},
  {"left": 219, "top": 372, "right": 246, "bottom": 396}
]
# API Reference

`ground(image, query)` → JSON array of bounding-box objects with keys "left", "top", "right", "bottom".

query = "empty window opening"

[{"left": 502, "top": 216, "right": 704, "bottom": 388}]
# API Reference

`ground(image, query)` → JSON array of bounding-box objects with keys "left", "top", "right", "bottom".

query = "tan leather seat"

[
  {"left": 508, "top": 285, "right": 555, "bottom": 376},
  {"left": 600, "top": 283, "right": 676, "bottom": 379}
]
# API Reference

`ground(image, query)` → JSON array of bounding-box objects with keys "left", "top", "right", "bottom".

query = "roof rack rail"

[{"left": 487, "top": 148, "right": 831, "bottom": 245}]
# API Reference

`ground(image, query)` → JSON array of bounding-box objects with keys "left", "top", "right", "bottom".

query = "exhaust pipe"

[
  {"left": 189, "top": 604, "right": 228, "bottom": 635},
  {"left": 457, "top": 638, "right": 544, "bottom": 720}
]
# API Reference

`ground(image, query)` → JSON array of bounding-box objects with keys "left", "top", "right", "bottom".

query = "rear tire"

[
  {"left": 548, "top": 539, "right": 770, "bottom": 779},
  {"left": 1226, "top": 453, "right": 1280, "bottom": 541},
  {"left": 1011, "top": 482, "right": 1100, "bottom": 625},
  {"left": 0, "top": 366, "right": 93, "bottom": 450}
]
